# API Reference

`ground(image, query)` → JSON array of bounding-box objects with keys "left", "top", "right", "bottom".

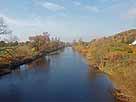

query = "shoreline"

[
  {"left": 73, "top": 46, "right": 132, "bottom": 102},
  {"left": 0, "top": 46, "right": 64, "bottom": 76}
]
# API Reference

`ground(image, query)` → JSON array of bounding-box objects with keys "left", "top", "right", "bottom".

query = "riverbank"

[
  {"left": 0, "top": 47, "right": 115, "bottom": 102},
  {"left": 0, "top": 33, "right": 65, "bottom": 76},
  {"left": 0, "top": 46, "right": 64, "bottom": 76},
  {"left": 73, "top": 29, "right": 136, "bottom": 102}
]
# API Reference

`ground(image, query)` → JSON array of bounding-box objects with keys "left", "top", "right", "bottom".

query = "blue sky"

[{"left": 0, "top": 0, "right": 136, "bottom": 41}]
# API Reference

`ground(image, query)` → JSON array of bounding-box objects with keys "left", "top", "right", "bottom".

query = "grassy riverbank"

[
  {"left": 0, "top": 34, "right": 65, "bottom": 75},
  {"left": 74, "top": 29, "right": 136, "bottom": 102}
]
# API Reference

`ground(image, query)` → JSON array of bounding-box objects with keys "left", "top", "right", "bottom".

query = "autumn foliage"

[
  {"left": 74, "top": 29, "right": 136, "bottom": 101},
  {"left": 0, "top": 32, "right": 64, "bottom": 64}
]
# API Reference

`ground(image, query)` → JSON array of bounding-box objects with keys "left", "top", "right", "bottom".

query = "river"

[{"left": 0, "top": 47, "right": 115, "bottom": 102}]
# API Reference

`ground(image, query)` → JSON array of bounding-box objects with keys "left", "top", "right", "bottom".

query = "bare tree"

[
  {"left": 0, "top": 17, "right": 18, "bottom": 61},
  {"left": 0, "top": 17, "right": 19, "bottom": 42},
  {"left": 0, "top": 17, "right": 12, "bottom": 35}
]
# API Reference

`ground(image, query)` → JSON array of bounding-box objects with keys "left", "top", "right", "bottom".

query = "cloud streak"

[
  {"left": 127, "top": 8, "right": 136, "bottom": 19},
  {"left": 0, "top": 13, "right": 45, "bottom": 27},
  {"left": 84, "top": 6, "right": 100, "bottom": 13},
  {"left": 72, "top": 1, "right": 99, "bottom": 13},
  {"left": 73, "top": 1, "right": 81, "bottom": 6},
  {"left": 41, "top": 1, "right": 65, "bottom": 11}
]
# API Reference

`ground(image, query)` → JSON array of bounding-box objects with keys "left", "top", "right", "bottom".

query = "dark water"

[{"left": 0, "top": 47, "right": 115, "bottom": 102}]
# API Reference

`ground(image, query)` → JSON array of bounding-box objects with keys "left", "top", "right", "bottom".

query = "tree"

[
  {"left": 0, "top": 41, "right": 6, "bottom": 47},
  {"left": 0, "top": 17, "right": 18, "bottom": 63},
  {"left": 0, "top": 17, "right": 19, "bottom": 43},
  {"left": 29, "top": 33, "right": 50, "bottom": 52},
  {"left": 0, "top": 17, "right": 12, "bottom": 35}
]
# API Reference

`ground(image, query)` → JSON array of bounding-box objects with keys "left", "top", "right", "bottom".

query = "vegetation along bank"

[{"left": 73, "top": 29, "right": 136, "bottom": 102}]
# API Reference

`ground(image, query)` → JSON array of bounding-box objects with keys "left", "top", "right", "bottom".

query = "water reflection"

[
  {"left": 88, "top": 67, "right": 102, "bottom": 80},
  {"left": 0, "top": 48, "right": 115, "bottom": 102},
  {"left": 27, "top": 56, "right": 50, "bottom": 69},
  {"left": 87, "top": 67, "right": 115, "bottom": 101}
]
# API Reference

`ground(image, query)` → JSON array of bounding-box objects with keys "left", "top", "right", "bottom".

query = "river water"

[{"left": 0, "top": 47, "right": 115, "bottom": 102}]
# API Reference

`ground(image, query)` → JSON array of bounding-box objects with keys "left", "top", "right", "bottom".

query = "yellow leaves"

[
  {"left": 130, "top": 46, "right": 136, "bottom": 54},
  {"left": 15, "top": 45, "right": 33, "bottom": 57},
  {"left": 32, "top": 48, "right": 36, "bottom": 52},
  {"left": 74, "top": 30, "right": 136, "bottom": 101}
]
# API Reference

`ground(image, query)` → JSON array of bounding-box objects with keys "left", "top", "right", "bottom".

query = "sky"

[{"left": 0, "top": 0, "right": 136, "bottom": 42}]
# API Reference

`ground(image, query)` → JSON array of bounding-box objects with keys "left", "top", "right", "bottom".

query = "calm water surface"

[{"left": 0, "top": 47, "right": 115, "bottom": 102}]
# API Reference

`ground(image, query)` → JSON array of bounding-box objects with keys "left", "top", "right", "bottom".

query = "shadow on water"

[
  {"left": 27, "top": 56, "right": 50, "bottom": 69},
  {"left": 0, "top": 47, "right": 115, "bottom": 102},
  {"left": 87, "top": 68, "right": 115, "bottom": 101}
]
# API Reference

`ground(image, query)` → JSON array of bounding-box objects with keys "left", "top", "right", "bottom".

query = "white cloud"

[
  {"left": 100, "top": 0, "right": 125, "bottom": 3},
  {"left": 41, "top": 2, "right": 65, "bottom": 11},
  {"left": 73, "top": 1, "right": 81, "bottom": 6},
  {"left": 0, "top": 14, "right": 44, "bottom": 27},
  {"left": 0, "top": 13, "right": 71, "bottom": 41},
  {"left": 71, "top": 1, "right": 100, "bottom": 13},
  {"left": 0, "top": 14, "right": 47, "bottom": 41},
  {"left": 99, "top": 0, "right": 108, "bottom": 2},
  {"left": 85, "top": 6, "right": 99, "bottom": 13},
  {"left": 127, "top": 8, "right": 136, "bottom": 19}
]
